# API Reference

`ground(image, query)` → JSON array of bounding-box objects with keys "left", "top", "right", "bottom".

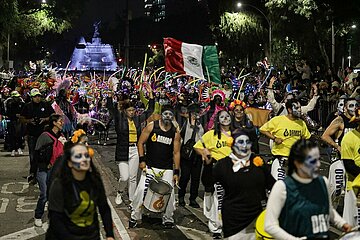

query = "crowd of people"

[{"left": 0, "top": 59, "right": 359, "bottom": 239}]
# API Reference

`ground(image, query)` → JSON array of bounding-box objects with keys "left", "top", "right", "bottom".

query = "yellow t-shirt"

[
  {"left": 193, "top": 130, "right": 232, "bottom": 161},
  {"left": 341, "top": 129, "right": 360, "bottom": 167},
  {"left": 260, "top": 115, "right": 311, "bottom": 157},
  {"left": 128, "top": 119, "right": 137, "bottom": 143}
]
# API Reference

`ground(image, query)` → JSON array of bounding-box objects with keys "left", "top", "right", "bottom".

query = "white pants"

[
  {"left": 225, "top": 219, "right": 256, "bottom": 240},
  {"left": 118, "top": 146, "right": 139, "bottom": 202},
  {"left": 131, "top": 166, "right": 176, "bottom": 224},
  {"left": 204, "top": 183, "right": 224, "bottom": 234}
]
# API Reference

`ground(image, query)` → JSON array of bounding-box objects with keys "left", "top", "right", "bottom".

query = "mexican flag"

[{"left": 163, "top": 38, "right": 221, "bottom": 84}]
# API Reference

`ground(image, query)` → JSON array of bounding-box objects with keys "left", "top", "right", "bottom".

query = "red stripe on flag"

[{"left": 163, "top": 38, "right": 185, "bottom": 74}]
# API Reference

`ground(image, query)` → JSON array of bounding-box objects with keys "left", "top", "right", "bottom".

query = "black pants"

[
  {"left": 178, "top": 155, "right": 202, "bottom": 200},
  {"left": 8, "top": 120, "right": 23, "bottom": 151}
]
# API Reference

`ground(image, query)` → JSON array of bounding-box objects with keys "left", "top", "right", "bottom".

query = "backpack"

[{"left": 46, "top": 132, "right": 64, "bottom": 166}]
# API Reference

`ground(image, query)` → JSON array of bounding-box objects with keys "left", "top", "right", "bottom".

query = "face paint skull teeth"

[
  {"left": 232, "top": 135, "right": 252, "bottom": 157},
  {"left": 219, "top": 111, "right": 231, "bottom": 126},
  {"left": 346, "top": 100, "right": 359, "bottom": 116},
  {"left": 291, "top": 103, "right": 302, "bottom": 118},
  {"left": 300, "top": 147, "right": 321, "bottom": 179},
  {"left": 71, "top": 145, "right": 91, "bottom": 171},
  {"left": 161, "top": 110, "right": 174, "bottom": 124}
]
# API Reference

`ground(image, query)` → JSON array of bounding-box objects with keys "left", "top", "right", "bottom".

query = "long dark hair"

[
  {"left": 288, "top": 139, "right": 317, "bottom": 175},
  {"left": 214, "top": 110, "right": 232, "bottom": 139},
  {"left": 45, "top": 114, "right": 62, "bottom": 132},
  {"left": 54, "top": 141, "right": 103, "bottom": 196}
]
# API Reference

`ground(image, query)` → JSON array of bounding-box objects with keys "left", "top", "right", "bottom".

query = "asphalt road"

[{"left": 0, "top": 127, "right": 341, "bottom": 240}]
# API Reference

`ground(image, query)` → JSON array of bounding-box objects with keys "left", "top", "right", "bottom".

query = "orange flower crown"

[
  {"left": 71, "top": 129, "right": 86, "bottom": 144},
  {"left": 229, "top": 99, "right": 247, "bottom": 111},
  {"left": 253, "top": 156, "right": 264, "bottom": 167}
]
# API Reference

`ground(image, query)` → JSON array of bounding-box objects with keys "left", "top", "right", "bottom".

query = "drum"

[
  {"left": 144, "top": 179, "right": 172, "bottom": 213},
  {"left": 255, "top": 210, "right": 274, "bottom": 240},
  {"left": 339, "top": 230, "right": 360, "bottom": 239}
]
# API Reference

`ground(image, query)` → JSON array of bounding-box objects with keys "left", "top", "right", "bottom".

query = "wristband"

[
  {"left": 173, "top": 169, "right": 180, "bottom": 176},
  {"left": 139, "top": 156, "right": 147, "bottom": 164}
]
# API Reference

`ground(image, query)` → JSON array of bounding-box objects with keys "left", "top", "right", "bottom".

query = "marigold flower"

[{"left": 253, "top": 156, "right": 264, "bottom": 167}]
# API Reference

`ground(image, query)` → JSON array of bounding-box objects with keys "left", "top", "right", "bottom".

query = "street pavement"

[{"left": 0, "top": 128, "right": 342, "bottom": 240}]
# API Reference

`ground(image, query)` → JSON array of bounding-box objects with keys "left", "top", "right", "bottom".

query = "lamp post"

[{"left": 237, "top": 2, "right": 272, "bottom": 60}]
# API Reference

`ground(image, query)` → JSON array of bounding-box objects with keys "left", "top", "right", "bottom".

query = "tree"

[
  {"left": 0, "top": 0, "right": 86, "bottom": 67},
  {"left": 217, "top": 12, "right": 265, "bottom": 62},
  {"left": 265, "top": 0, "right": 360, "bottom": 68}
]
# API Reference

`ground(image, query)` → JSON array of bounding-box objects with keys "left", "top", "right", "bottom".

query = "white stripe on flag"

[{"left": 181, "top": 42, "right": 204, "bottom": 79}]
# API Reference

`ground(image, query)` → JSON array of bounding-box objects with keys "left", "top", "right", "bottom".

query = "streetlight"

[
  {"left": 237, "top": 2, "right": 272, "bottom": 60},
  {"left": 332, "top": 23, "right": 357, "bottom": 68},
  {"left": 42, "top": 0, "right": 46, "bottom": 3}
]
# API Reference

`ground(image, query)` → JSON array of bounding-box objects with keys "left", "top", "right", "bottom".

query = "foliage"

[
  {"left": 219, "top": 12, "right": 264, "bottom": 41},
  {"left": 265, "top": 0, "right": 318, "bottom": 19},
  {"left": 16, "top": 9, "right": 71, "bottom": 38}
]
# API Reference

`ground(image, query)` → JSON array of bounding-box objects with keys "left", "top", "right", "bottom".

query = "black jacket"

[{"left": 113, "top": 99, "right": 155, "bottom": 162}]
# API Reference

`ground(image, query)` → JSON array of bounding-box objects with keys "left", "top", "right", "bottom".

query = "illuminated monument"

[{"left": 69, "top": 22, "right": 118, "bottom": 71}]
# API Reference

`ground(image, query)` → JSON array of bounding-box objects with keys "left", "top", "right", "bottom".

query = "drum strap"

[{"left": 151, "top": 168, "right": 166, "bottom": 179}]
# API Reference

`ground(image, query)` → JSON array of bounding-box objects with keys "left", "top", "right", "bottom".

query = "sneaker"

[
  {"left": 18, "top": 148, "right": 23, "bottom": 155},
  {"left": 212, "top": 233, "right": 222, "bottom": 239},
  {"left": 27, "top": 174, "right": 37, "bottom": 185},
  {"left": 189, "top": 200, "right": 200, "bottom": 208},
  {"left": 178, "top": 197, "right": 185, "bottom": 207},
  {"left": 162, "top": 222, "right": 175, "bottom": 229},
  {"left": 11, "top": 150, "right": 16, "bottom": 157},
  {"left": 129, "top": 218, "right": 137, "bottom": 228},
  {"left": 115, "top": 192, "right": 123, "bottom": 205},
  {"left": 34, "top": 218, "right": 42, "bottom": 227}
]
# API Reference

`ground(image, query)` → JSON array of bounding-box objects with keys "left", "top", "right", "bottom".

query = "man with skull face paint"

[
  {"left": 260, "top": 99, "right": 311, "bottom": 181},
  {"left": 265, "top": 140, "right": 351, "bottom": 240},
  {"left": 206, "top": 130, "right": 275, "bottom": 239},
  {"left": 194, "top": 110, "right": 233, "bottom": 239},
  {"left": 129, "top": 105, "right": 181, "bottom": 229},
  {"left": 322, "top": 98, "right": 359, "bottom": 153}
]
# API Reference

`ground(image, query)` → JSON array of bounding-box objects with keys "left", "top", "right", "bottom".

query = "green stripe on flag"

[{"left": 203, "top": 46, "right": 221, "bottom": 84}]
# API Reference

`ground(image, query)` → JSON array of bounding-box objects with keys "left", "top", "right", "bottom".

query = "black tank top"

[
  {"left": 339, "top": 114, "right": 358, "bottom": 144},
  {"left": 146, "top": 120, "right": 176, "bottom": 170}
]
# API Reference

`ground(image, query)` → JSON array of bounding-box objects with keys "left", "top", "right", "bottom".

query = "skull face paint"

[
  {"left": 291, "top": 102, "right": 302, "bottom": 118},
  {"left": 337, "top": 99, "right": 345, "bottom": 113},
  {"left": 299, "top": 147, "right": 321, "bottom": 179},
  {"left": 219, "top": 111, "right": 231, "bottom": 126},
  {"left": 232, "top": 135, "right": 252, "bottom": 158},
  {"left": 346, "top": 100, "right": 359, "bottom": 116},
  {"left": 161, "top": 110, "right": 174, "bottom": 125},
  {"left": 70, "top": 145, "right": 91, "bottom": 171}
]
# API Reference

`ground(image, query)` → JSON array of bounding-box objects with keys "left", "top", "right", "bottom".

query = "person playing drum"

[
  {"left": 205, "top": 129, "right": 275, "bottom": 239},
  {"left": 129, "top": 105, "right": 181, "bottom": 229},
  {"left": 265, "top": 139, "right": 351, "bottom": 239}
]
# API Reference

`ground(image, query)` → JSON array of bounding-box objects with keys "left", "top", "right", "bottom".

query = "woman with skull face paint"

[
  {"left": 209, "top": 130, "right": 275, "bottom": 239},
  {"left": 229, "top": 100, "right": 259, "bottom": 154},
  {"left": 194, "top": 110, "right": 233, "bottom": 239},
  {"left": 46, "top": 142, "right": 114, "bottom": 240},
  {"left": 265, "top": 139, "right": 351, "bottom": 240}
]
